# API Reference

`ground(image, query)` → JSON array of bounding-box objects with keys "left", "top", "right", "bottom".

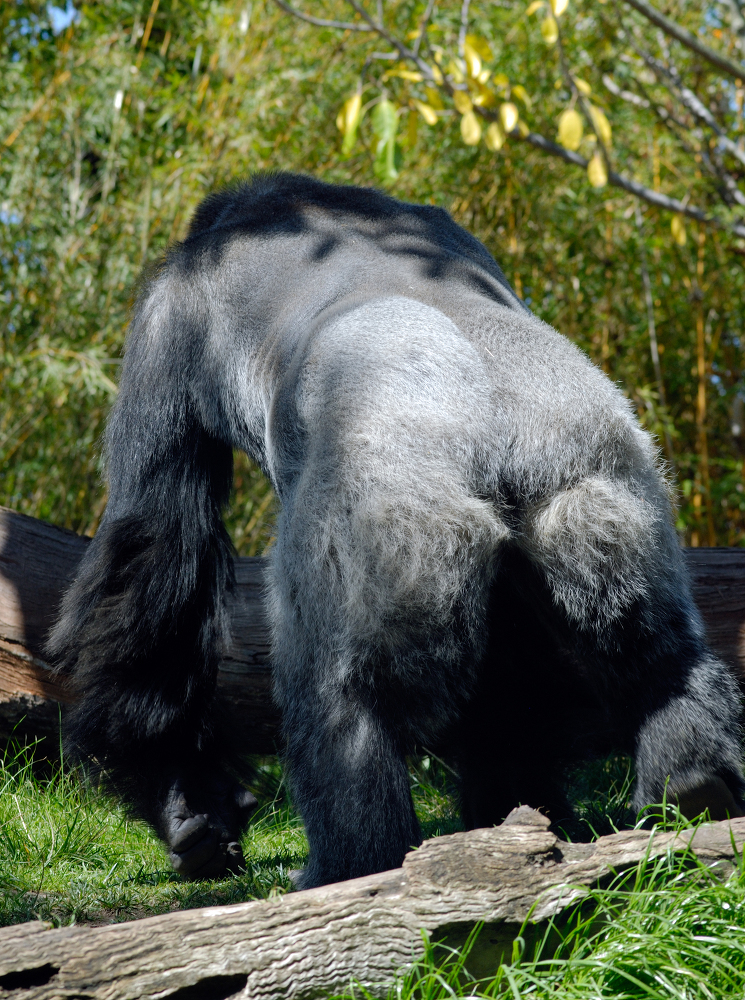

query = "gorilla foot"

[
  {"left": 674, "top": 776, "right": 744, "bottom": 823},
  {"left": 160, "top": 773, "right": 258, "bottom": 880}
]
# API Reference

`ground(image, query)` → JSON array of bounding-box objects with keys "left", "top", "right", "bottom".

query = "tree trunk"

[
  {"left": 0, "top": 807, "right": 743, "bottom": 1000},
  {"left": 1, "top": 505, "right": 745, "bottom": 754}
]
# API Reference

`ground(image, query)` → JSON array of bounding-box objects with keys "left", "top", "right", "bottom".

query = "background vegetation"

[{"left": 2, "top": 0, "right": 745, "bottom": 548}]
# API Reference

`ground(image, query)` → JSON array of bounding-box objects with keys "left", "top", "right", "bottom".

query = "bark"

[
  {"left": 0, "top": 807, "right": 743, "bottom": 1000},
  {"left": 1, "top": 505, "right": 745, "bottom": 754},
  {"left": 0, "top": 506, "right": 277, "bottom": 755}
]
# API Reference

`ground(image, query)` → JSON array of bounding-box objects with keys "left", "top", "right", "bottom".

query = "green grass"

[
  {"left": 0, "top": 744, "right": 308, "bottom": 926},
  {"left": 332, "top": 853, "right": 745, "bottom": 999},
  {"left": 0, "top": 744, "right": 462, "bottom": 927},
  {"left": 3, "top": 742, "right": 745, "bottom": 998}
]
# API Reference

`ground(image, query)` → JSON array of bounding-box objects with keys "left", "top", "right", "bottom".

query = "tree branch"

[
  {"left": 620, "top": 0, "right": 745, "bottom": 81},
  {"left": 275, "top": 0, "right": 745, "bottom": 241},
  {"left": 345, "top": 0, "right": 437, "bottom": 78},
  {"left": 634, "top": 45, "right": 745, "bottom": 170},
  {"left": 503, "top": 124, "right": 745, "bottom": 238},
  {"left": 272, "top": 0, "right": 371, "bottom": 32}
]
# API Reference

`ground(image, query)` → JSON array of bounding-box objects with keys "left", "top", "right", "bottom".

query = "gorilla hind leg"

[
  {"left": 521, "top": 474, "right": 745, "bottom": 821},
  {"left": 282, "top": 692, "right": 421, "bottom": 889},
  {"left": 455, "top": 554, "right": 595, "bottom": 830}
]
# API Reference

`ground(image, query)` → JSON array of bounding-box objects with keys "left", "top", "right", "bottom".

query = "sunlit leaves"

[
  {"left": 511, "top": 84, "right": 532, "bottom": 110},
  {"left": 413, "top": 100, "right": 438, "bottom": 126},
  {"left": 558, "top": 108, "right": 583, "bottom": 149},
  {"left": 465, "top": 35, "right": 493, "bottom": 61},
  {"left": 336, "top": 91, "right": 363, "bottom": 156},
  {"left": 588, "top": 104, "right": 612, "bottom": 148},
  {"left": 587, "top": 151, "right": 608, "bottom": 187},
  {"left": 463, "top": 43, "right": 481, "bottom": 79},
  {"left": 383, "top": 65, "right": 423, "bottom": 83},
  {"left": 460, "top": 110, "right": 482, "bottom": 145},
  {"left": 541, "top": 16, "right": 559, "bottom": 44},
  {"left": 499, "top": 102, "right": 519, "bottom": 132},
  {"left": 453, "top": 90, "right": 473, "bottom": 114},
  {"left": 671, "top": 215, "right": 687, "bottom": 245},
  {"left": 525, "top": 0, "right": 544, "bottom": 16},
  {"left": 550, "top": 0, "right": 569, "bottom": 16},
  {"left": 485, "top": 121, "right": 506, "bottom": 151}
]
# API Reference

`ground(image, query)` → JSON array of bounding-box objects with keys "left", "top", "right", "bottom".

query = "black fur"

[{"left": 49, "top": 173, "right": 745, "bottom": 886}]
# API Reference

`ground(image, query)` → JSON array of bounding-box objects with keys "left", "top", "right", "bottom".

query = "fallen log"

[
  {"left": 0, "top": 506, "right": 278, "bottom": 755},
  {"left": 0, "top": 807, "right": 743, "bottom": 1000},
  {"left": 2, "top": 505, "right": 745, "bottom": 754}
]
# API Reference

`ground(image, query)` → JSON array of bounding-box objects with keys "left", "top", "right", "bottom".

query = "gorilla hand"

[{"left": 160, "top": 772, "right": 258, "bottom": 879}]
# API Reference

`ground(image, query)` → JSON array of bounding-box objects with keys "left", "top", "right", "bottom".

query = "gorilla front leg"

[{"left": 283, "top": 699, "right": 421, "bottom": 889}]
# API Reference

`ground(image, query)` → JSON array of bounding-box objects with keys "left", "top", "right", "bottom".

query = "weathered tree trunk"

[
  {"left": 0, "top": 506, "right": 278, "bottom": 755},
  {"left": 2, "top": 505, "right": 745, "bottom": 754},
  {"left": 0, "top": 807, "right": 743, "bottom": 1000}
]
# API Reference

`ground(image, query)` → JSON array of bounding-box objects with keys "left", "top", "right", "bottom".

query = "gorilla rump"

[{"left": 49, "top": 172, "right": 744, "bottom": 886}]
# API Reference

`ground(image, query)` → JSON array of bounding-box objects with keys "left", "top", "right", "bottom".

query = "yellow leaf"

[
  {"left": 472, "top": 85, "right": 497, "bottom": 108},
  {"left": 413, "top": 99, "right": 438, "bottom": 126},
  {"left": 465, "top": 34, "right": 493, "bottom": 60},
  {"left": 461, "top": 110, "right": 482, "bottom": 145},
  {"left": 431, "top": 64, "right": 444, "bottom": 85},
  {"left": 485, "top": 121, "right": 506, "bottom": 151},
  {"left": 453, "top": 90, "right": 473, "bottom": 114},
  {"left": 493, "top": 73, "right": 509, "bottom": 89},
  {"left": 587, "top": 151, "right": 608, "bottom": 187},
  {"left": 512, "top": 84, "right": 532, "bottom": 109},
  {"left": 406, "top": 29, "right": 421, "bottom": 40},
  {"left": 383, "top": 67, "right": 423, "bottom": 82},
  {"left": 558, "top": 108, "right": 583, "bottom": 150},
  {"left": 541, "top": 15, "right": 558, "bottom": 43},
  {"left": 425, "top": 87, "right": 444, "bottom": 109},
  {"left": 338, "top": 92, "right": 363, "bottom": 155},
  {"left": 671, "top": 215, "right": 687, "bottom": 245},
  {"left": 463, "top": 42, "right": 482, "bottom": 79},
  {"left": 478, "top": 68, "right": 491, "bottom": 85},
  {"left": 448, "top": 59, "right": 466, "bottom": 84},
  {"left": 526, "top": 0, "right": 544, "bottom": 14},
  {"left": 589, "top": 104, "right": 612, "bottom": 147},
  {"left": 499, "top": 101, "right": 519, "bottom": 132},
  {"left": 574, "top": 77, "right": 591, "bottom": 96},
  {"left": 517, "top": 120, "right": 530, "bottom": 136},
  {"left": 337, "top": 92, "right": 361, "bottom": 132},
  {"left": 550, "top": 0, "right": 569, "bottom": 15}
]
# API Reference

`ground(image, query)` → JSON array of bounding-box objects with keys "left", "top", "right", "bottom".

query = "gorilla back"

[{"left": 49, "top": 172, "right": 745, "bottom": 887}]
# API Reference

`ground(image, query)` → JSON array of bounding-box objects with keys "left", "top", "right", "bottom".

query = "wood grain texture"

[
  {"left": 0, "top": 506, "right": 278, "bottom": 754},
  {"left": 2, "top": 506, "right": 745, "bottom": 754},
  {"left": 0, "top": 807, "right": 743, "bottom": 1000}
]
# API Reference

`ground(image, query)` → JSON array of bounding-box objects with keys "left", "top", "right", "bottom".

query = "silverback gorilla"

[{"left": 49, "top": 172, "right": 745, "bottom": 887}]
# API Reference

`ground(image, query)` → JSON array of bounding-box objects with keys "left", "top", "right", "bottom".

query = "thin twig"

[
  {"left": 272, "top": 0, "right": 371, "bottom": 31},
  {"left": 413, "top": 0, "right": 436, "bottom": 57},
  {"left": 458, "top": 0, "right": 471, "bottom": 57},
  {"left": 634, "top": 44, "right": 745, "bottom": 170},
  {"left": 345, "top": 0, "right": 436, "bottom": 78},
  {"left": 620, "top": 0, "right": 745, "bottom": 81}
]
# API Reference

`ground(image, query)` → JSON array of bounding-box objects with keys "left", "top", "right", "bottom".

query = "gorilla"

[{"left": 49, "top": 172, "right": 745, "bottom": 887}]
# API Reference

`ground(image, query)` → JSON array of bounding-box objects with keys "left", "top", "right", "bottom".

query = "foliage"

[
  {"left": 0, "top": 741, "right": 305, "bottom": 925},
  {"left": 6, "top": 737, "right": 745, "bottom": 999},
  {"left": 0, "top": 738, "right": 466, "bottom": 926},
  {"left": 333, "top": 851, "right": 745, "bottom": 998},
  {"left": 2, "top": 0, "right": 745, "bottom": 545}
]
